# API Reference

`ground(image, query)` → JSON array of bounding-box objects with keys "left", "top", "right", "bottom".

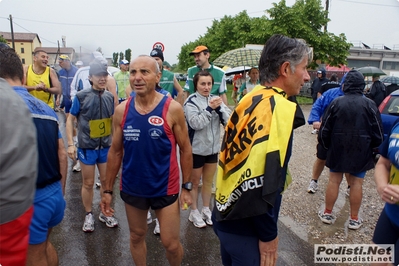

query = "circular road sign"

[{"left": 152, "top": 42, "right": 165, "bottom": 52}]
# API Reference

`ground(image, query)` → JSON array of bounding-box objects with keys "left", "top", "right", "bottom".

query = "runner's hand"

[
  {"left": 100, "top": 193, "right": 115, "bottom": 217},
  {"left": 259, "top": 237, "right": 278, "bottom": 266},
  {"left": 180, "top": 189, "right": 192, "bottom": 210}
]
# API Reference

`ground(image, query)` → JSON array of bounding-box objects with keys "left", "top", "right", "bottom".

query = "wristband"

[{"left": 103, "top": 190, "right": 113, "bottom": 195}]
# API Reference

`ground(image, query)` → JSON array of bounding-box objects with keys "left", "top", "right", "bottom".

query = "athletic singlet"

[
  {"left": 27, "top": 65, "right": 54, "bottom": 108},
  {"left": 120, "top": 95, "right": 179, "bottom": 197}
]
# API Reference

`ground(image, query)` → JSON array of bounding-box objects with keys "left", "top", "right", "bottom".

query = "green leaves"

[{"left": 177, "top": 0, "right": 351, "bottom": 71}]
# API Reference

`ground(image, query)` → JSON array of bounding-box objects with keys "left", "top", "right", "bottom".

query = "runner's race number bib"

[{"left": 89, "top": 118, "right": 111, "bottom": 138}]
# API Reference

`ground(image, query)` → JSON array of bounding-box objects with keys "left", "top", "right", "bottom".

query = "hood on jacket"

[
  {"left": 318, "top": 69, "right": 327, "bottom": 78},
  {"left": 343, "top": 70, "right": 365, "bottom": 94}
]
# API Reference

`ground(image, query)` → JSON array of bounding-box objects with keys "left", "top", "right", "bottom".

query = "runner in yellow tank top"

[{"left": 23, "top": 50, "right": 61, "bottom": 109}]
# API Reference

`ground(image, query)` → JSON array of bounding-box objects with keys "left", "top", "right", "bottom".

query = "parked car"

[
  {"left": 378, "top": 90, "right": 399, "bottom": 140},
  {"left": 174, "top": 73, "right": 187, "bottom": 81},
  {"left": 225, "top": 75, "right": 234, "bottom": 84}
]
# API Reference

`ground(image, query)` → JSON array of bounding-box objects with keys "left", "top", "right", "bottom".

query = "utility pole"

[
  {"left": 324, "top": 0, "right": 330, "bottom": 32},
  {"left": 9, "top": 14, "right": 15, "bottom": 49}
]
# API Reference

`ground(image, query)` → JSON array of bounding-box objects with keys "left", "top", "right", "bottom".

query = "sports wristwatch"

[{"left": 182, "top": 182, "right": 193, "bottom": 191}]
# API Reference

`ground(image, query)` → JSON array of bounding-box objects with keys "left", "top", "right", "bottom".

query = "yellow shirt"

[{"left": 27, "top": 65, "right": 54, "bottom": 108}]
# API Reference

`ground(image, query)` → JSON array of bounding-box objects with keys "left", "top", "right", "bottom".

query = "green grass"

[{"left": 178, "top": 81, "right": 313, "bottom": 106}]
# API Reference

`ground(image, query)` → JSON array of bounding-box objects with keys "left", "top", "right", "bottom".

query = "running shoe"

[
  {"left": 147, "top": 211, "right": 153, "bottom": 224},
  {"left": 201, "top": 208, "right": 213, "bottom": 226},
  {"left": 345, "top": 186, "right": 350, "bottom": 197},
  {"left": 153, "top": 218, "right": 160, "bottom": 235},
  {"left": 99, "top": 212, "right": 118, "bottom": 228},
  {"left": 189, "top": 210, "right": 206, "bottom": 228},
  {"left": 307, "top": 180, "right": 318, "bottom": 194},
  {"left": 348, "top": 218, "right": 363, "bottom": 230},
  {"left": 82, "top": 213, "right": 94, "bottom": 232},
  {"left": 73, "top": 161, "right": 81, "bottom": 172},
  {"left": 318, "top": 210, "right": 335, "bottom": 225},
  {"left": 311, "top": 129, "right": 319, "bottom": 134}
]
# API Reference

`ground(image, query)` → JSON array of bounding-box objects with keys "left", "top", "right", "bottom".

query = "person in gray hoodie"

[{"left": 183, "top": 70, "right": 231, "bottom": 228}]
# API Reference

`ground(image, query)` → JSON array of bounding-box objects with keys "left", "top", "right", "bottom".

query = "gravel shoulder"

[{"left": 279, "top": 105, "right": 384, "bottom": 265}]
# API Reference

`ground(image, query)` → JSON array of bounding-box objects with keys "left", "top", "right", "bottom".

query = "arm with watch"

[
  {"left": 168, "top": 100, "right": 193, "bottom": 210},
  {"left": 100, "top": 104, "right": 125, "bottom": 217}
]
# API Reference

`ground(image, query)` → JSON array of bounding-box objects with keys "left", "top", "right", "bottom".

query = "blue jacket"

[
  {"left": 308, "top": 73, "right": 347, "bottom": 124},
  {"left": 59, "top": 65, "right": 78, "bottom": 98}
]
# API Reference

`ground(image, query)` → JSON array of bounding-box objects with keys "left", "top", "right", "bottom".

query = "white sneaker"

[
  {"left": 307, "top": 180, "right": 318, "bottom": 193},
  {"left": 82, "top": 213, "right": 94, "bottom": 232},
  {"left": 348, "top": 217, "right": 363, "bottom": 230},
  {"left": 311, "top": 129, "right": 319, "bottom": 134},
  {"left": 95, "top": 182, "right": 101, "bottom": 188},
  {"left": 345, "top": 186, "right": 350, "bottom": 197},
  {"left": 98, "top": 212, "right": 118, "bottom": 228},
  {"left": 153, "top": 218, "right": 160, "bottom": 235},
  {"left": 201, "top": 208, "right": 213, "bottom": 226},
  {"left": 189, "top": 210, "right": 206, "bottom": 228},
  {"left": 147, "top": 211, "right": 153, "bottom": 224},
  {"left": 73, "top": 161, "right": 81, "bottom": 172}
]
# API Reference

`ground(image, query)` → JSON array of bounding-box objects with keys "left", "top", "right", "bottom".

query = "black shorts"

[
  {"left": 193, "top": 153, "right": 218, "bottom": 169},
  {"left": 316, "top": 143, "right": 328, "bottom": 160},
  {"left": 372, "top": 208, "right": 399, "bottom": 265},
  {"left": 120, "top": 191, "right": 178, "bottom": 210}
]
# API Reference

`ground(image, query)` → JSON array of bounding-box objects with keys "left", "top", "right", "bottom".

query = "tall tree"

[
  {"left": 266, "top": 0, "right": 351, "bottom": 68},
  {"left": 125, "top": 49, "right": 132, "bottom": 63},
  {"left": 177, "top": 2, "right": 351, "bottom": 70},
  {"left": 112, "top": 52, "right": 118, "bottom": 67},
  {"left": 119, "top": 52, "right": 124, "bottom": 61}
]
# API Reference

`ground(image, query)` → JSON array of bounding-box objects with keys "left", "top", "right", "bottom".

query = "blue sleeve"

[
  {"left": 308, "top": 96, "right": 324, "bottom": 124},
  {"left": 58, "top": 130, "right": 62, "bottom": 139},
  {"left": 70, "top": 96, "right": 80, "bottom": 116}
]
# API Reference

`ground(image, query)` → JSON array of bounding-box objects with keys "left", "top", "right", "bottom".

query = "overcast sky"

[{"left": 1, "top": 0, "right": 398, "bottom": 65}]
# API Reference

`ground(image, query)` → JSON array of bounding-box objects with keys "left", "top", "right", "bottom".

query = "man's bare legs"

[
  {"left": 124, "top": 200, "right": 183, "bottom": 266},
  {"left": 324, "top": 172, "right": 343, "bottom": 211},
  {"left": 125, "top": 204, "right": 148, "bottom": 266},
  {"left": 348, "top": 174, "right": 364, "bottom": 219},
  {"left": 27, "top": 230, "right": 57, "bottom": 266},
  {"left": 155, "top": 200, "right": 183, "bottom": 266}
]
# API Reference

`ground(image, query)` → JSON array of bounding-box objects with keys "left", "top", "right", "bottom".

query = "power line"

[
  {"left": 336, "top": 0, "right": 399, "bottom": 7},
  {"left": 4, "top": 10, "right": 266, "bottom": 27}
]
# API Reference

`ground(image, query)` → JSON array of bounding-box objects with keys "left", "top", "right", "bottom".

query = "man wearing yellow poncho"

[{"left": 212, "top": 34, "right": 312, "bottom": 266}]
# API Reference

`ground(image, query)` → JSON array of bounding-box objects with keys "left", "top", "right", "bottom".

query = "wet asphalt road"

[{"left": 53, "top": 111, "right": 332, "bottom": 266}]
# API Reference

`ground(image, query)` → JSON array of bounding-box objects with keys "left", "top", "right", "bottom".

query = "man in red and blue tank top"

[{"left": 101, "top": 55, "right": 193, "bottom": 266}]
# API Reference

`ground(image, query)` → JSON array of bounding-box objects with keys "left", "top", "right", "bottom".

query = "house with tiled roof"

[
  {"left": 33, "top": 47, "right": 76, "bottom": 69},
  {"left": 0, "top": 31, "right": 41, "bottom": 65}
]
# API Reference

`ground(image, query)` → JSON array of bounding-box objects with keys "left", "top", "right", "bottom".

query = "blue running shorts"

[
  {"left": 77, "top": 147, "right": 110, "bottom": 165},
  {"left": 29, "top": 182, "right": 65, "bottom": 244}
]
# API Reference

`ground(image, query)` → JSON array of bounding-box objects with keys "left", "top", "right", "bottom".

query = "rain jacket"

[
  {"left": 308, "top": 73, "right": 346, "bottom": 125},
  {"left": 311, "top": 69, "right": 329, "bottom": 101},
  {"left": 184, "top": 92, "right": 231, "bottom": 156},
  {"left": 319, "top": 70, "right": 383, "bottom": 173},
  {"left": 366, "top": 80, "right": 386, "bottom": 107}
]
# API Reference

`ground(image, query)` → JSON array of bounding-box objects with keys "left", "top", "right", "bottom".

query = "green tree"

[
  {"left": 112, "top": 52, "right": 119, "bottom": 67},
  {"left": 177, "top": 2, "right": 351, "bottom": 70},
  {"left": 266, "top": 0, "right": 351, "bottom": 68},
  {"left": 125, "top": 49, "right": 132, "bottom": 63},
  {"left": 0, "top": 35, "right": 7, "bottom": 44},
  {"left": 119, "top": 52, "right": 124, "bottom": 61}
]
